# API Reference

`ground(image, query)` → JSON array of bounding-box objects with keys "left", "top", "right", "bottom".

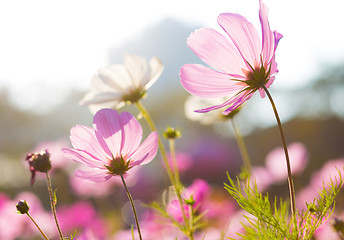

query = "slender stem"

[
  {"left": 26, "top": 212, "right": 49, "bottom": 240},
  {"left": 169, "top": 138, "right": 180, "bottom": 186},
  {"left": 231, "top": 119, "right": 251, "bottom": 173},
  {"left": 188, "top": 205, "right": 195, "bottom": 240},
  {"left": 45, "top": 172, "right": 64, "bottom": 239},
  {"left": 120, "top": 174, "right": 142, "bottom": 240},
  {"left": 135, "top": 100, "right": 192, "bottom": 239},
  {"left": 135, "top": 101, "right": 175, "bottom": 186},
  {"left": 262, "top": 86, "right": 296, "bottom": 218}
]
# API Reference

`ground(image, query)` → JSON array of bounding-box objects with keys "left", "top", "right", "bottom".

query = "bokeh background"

[{"left": 1, "top": 0, "right": 344, "bottom": 239}]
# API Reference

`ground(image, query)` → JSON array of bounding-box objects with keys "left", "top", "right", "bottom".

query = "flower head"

[
  {"left": 62, "top": 108, "right": 158, "bottom": 182},
  {"left": 80, "top": 55, "right": 163, "bottom": 113},
  {"left": 180, "top": 0, "right": 282, "bottom": 114},
  {"left": 25, "top": 150, "right": 51, "bottom": 185},
  {"left": 16, "top": 200, "right": 29, "bottom": 214}
]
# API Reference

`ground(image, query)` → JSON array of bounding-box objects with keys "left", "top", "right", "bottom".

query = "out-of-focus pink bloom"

[
  {"left": 165, "top": 152, "right": 193, "bottom": 173},
  {"left": 184, "top": 179, "right": 210, "bottom": 208},
  {"left": 0, "top": 191, "right": 55, "bottom": 239},
  {"left": 296, "top": 158, "right": 344, "bottom": 210},
  {"left": 180, "top": 0, "right": 282, "bottom": 115},
  {"left": 250, "top": 166, "right": 275, "bottom": 192},
  {"left": 80, "top": 55, "right": 163, "bottom": 113},
  {"left": 69, "top": 168, "right": 119, "bottom": 197},
  {"left": 313, "top": 216, "right": 343, "bottom": 240},
  {"left": 265, "top": 142, "right": 309, "bottom": 182},
  {"left": 57, "top": 201, "right": 106, "bottom": 238},
  {"left": 62, "top": 108, "right": 158, "bottom": 182},
  {"left": 311, "top": 158, "right": 344, "bottom": 190},
  {"left": 33, "top": 139, "right": 72, "bottom": 171}
]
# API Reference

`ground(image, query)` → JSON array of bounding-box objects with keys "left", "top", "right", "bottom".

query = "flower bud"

[
  {"left": 16, "top": 200, "right": 29, "bottom": 214},
  {"left": 163, "top": 126, "right": 182, "bottom": 139},
  {"left": 25, "top": 150, "right": 52, "bottom": 185}
]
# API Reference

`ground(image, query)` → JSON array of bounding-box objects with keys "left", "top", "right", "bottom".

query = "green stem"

[
  {"left": 45, "top": 172, "right": 63, "bottom": 239},
  {"left": 231, "top": 119, "right": 251, "bottom": 173},
  {"left": 135, "top": 101, "right": 175, "bottom": 186},
  {"left": 134, "top": 100, "right": 192, "bottom": 239},
  {"left": 169, "top": 138, "right": 180, "bottom": 186},
  {"left": 121, "top": 174, "right": 143, "bottom": 240},
  {"left": 26, "top": 212, "right": 49, "bottom": 240},
  {"left": 262, "top": 86, "right": 297, "bottom": 221}
]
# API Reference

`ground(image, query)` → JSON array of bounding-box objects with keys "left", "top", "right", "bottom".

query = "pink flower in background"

[
  {"left": 164, "top": 152, "right": 193, "bottom": 173},
  {"left": 57, "top": 201, "right": 107, "bottom": 239},
  {"left": 62, "top": 108, "right": 158, "bottom": 182},
  {"left": 265, "top": 142, "right": 309, "bottom": 182},
  {"left": 310, "top": 158, "right": 344, "bottom": 189},
  {"left": 80, "top": 55, "right": 163, "bottom": 113},
  {"left": 180, "top": 0, "right": 282, "bottom": 114},
  {"left": 250, "top": 166, "right": 275, "bottom": 192}
]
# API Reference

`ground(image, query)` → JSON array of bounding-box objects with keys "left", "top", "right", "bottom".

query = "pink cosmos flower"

[
  {"left": 62, "top": 108, "right": 158, "bottom": 182},
  {"left": 180, "top": 0, "right": 282, "bottom": 114}
]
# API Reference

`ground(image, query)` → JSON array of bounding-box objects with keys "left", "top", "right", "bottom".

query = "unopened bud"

[
  {"left": 25, "top": 150, "right": 52, "bottom": 185},
  {"left": 16, "top": 200, "right": 29, "bottom": 214},
  {"left": 163, "top": 126, "right": 182, "bottom": 139}
]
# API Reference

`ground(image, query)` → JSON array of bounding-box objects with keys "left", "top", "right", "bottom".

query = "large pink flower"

[
  {"left": 62, "top": 108, "right": 158, "bottom": 182},
  {"left": 180, "top": 0, "right": 282, "bottom": 114}
]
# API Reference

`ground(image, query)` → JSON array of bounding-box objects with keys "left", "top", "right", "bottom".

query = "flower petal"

[
  {"left": 98, "top": 65, "right": 132, "bottom": 91},
  {"left": 93, "top": 108, "right": 122, "bottom": 157},
  {"left": 129, "top": 132, "right": 158, "bottom": 166},
  {"left": 62, "top": 148, "right": 104, "bottom": 168},
  {"left": 70, "top": 125, "right": 109, "bottom": 161},
  {"left": 144, "top": 57, "right": 164, "bottom": 89},
  {"left": 119, "top": 111, "right": 143, "bottom": 156},
  {"left": 180, "top": 64, "right": 243, "bottom": 98},
  {"left": 187, "top": 27, "right": 244, "bottom": 75},
  {"left": 273, "top": 30, "right": 283, "bottom": 51},
  {"left": 217, "top": 13, "right": 261, "bottom": 67},
  {"left": 79, "top": 91, "right": 122, "bottom": 106},
  {"left": 259, "top": 0, "right": 275, "bottom": 63},
  {"left": 124, "top": 55, "right": 148, "bottom": 88},
  {"left": 75, "top": 168, "right": 112, "bottom": 182}
]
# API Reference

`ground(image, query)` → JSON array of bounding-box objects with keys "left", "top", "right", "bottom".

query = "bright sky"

[{"left": 1, "top": 0, "right": 344, "bottom": 111}]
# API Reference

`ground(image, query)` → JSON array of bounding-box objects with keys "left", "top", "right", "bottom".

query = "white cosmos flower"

[{"left": 80, "top": 54, "right": 163, "bottom": 113}]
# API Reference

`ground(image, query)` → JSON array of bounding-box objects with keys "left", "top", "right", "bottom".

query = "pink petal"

[
  {"left": 180, "top": 64, "right": 243, "bottom": 98},
  {"left": 195, "top": 91, "right": 252, "bottom": 114},
  {"left": 259, "top": 0, "right": 275, "bottom": 63},
  {"left": 62, "top": 148, "right": 105, "bottom": 168},
  {"left": 75, "top": 168, "right": 113, "bottom": 182},
  {"left": 70, "top": 125, "right": 109, "bottom": 161},
  {"left": 93, "top": 108, "right": 122, "bottom": 157},
  {"left": 217, "top": 13, "right": 261, "bottom": 67},
  {"left": 187, "top": 27, "right": 244, "bottom": 75},
  {"left": 119, "top": 111, "right": 143, "bottom": 156},
  {"left": 273, "top": 30, "right": 283, "bottom": 51},
  {"left": 129, "top": 132, "right": 158, "bottom": 166}
]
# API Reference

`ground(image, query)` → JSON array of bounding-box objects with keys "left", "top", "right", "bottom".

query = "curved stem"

[
  {"left": 135, "top": 101, "right": 192, "bottom": 239},
  {"left": 135, "top": 101, "right": 175, "bottom": 186},
  {"left": 26, "top": 212, "right": 49, "bottom": 240},
  {"left": 121, "top": 174, "right": 143, "bottom": 240},
  {"left": 45, "top": 172, "right": 63, "bottom": 239},
  {"left": 262, "top": 86, "right": 296, "bottom": 218},
  {"left": 169, "top": 138, "right": 180, "bottom": 186},
  {"left": 231, "top": 119, "right": 251, "bottom": 173}
]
